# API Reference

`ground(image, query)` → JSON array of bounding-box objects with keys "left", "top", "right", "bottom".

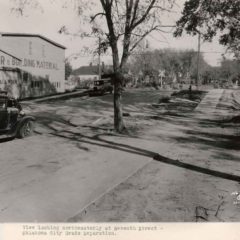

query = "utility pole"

[
  {"left": 98, "top": 37, "right": 101, "bottom": 80},
  {"left": 196, "top": 32, "right": 201, "bottom": 88}
]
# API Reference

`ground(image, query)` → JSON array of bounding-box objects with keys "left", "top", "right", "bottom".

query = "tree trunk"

[
  {"left": 113, "top": 72, "right": 125, "bottom": 132},
  {"left": 110, "top": 39, "right": 125, "bottom": 133}
]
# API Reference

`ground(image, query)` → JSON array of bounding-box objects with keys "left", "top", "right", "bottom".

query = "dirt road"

[{"left": 0, "top": 88, "right": 240, "bottom": 222}]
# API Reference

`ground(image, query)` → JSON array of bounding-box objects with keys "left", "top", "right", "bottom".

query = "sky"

[{"left": 0, "top": 0, "right": 231, "bottom": 69}]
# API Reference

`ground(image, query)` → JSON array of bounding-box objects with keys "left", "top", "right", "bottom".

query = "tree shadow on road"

[
  {"left": 174, "top": 129, "right": 240, "bottom": 152},
  {"left": 50, "top": 128, "right": 240, "bottom": 183},
  {"left": 33, "top": 103, "right": 240, "bottom": 183}
]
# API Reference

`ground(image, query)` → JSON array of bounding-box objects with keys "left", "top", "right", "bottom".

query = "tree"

[
  {"left": 65, "top": 61, "right": 73, "bottom": 80},
  {"left": 129, "top": 48, "right": 210, "bottom": 85},
  {"left": 219, "top": 59, "right": 240, "bottom": 83},
  {"left": 174, "top": 0, "right": 240, "bottom": 58},
  {"left": 61, "top": 0, "right": 176, "bottom": 132},
  {"left": 92, "top": 0, "right": 175, "bottom": 132}
]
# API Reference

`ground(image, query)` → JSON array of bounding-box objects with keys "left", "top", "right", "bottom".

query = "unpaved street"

[{"left": 1, "top": 89, "right": 240, "bottom": 222}]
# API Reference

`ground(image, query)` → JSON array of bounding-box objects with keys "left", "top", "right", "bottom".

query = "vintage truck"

[
  {"left": 89, "top": 79, "right": 113, "bottom": 96},
  {"left": 0, "top": 91, "right": 35, "bottom": 139}
]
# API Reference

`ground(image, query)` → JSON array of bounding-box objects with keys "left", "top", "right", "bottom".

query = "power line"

[
  {"left": 201, "top": 51, "right": 223, "bottom": 54},
  {"left": 67, "top": 50, "right": 224, "bottom": 59}
]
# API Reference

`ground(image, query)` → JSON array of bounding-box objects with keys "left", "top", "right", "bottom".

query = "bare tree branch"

[
  {"left": 90, "top": 12, "right": 106, "bottom": 22},
  {"left": 130, "top": 0, "right": 140, "bottom": 26},
  {"left": 129, "top": 27, "right": 157, "bottom": 52},
  {"left": 131, "top": 0, "right": 156, "bottom": 29}
]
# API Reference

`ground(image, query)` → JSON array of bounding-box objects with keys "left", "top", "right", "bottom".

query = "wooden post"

[
  {"left": 98, "top": 37, "right": 101, "bottom": 80},
  {"left": 196, "top": 32, "right": 201, "bottom": 88}
]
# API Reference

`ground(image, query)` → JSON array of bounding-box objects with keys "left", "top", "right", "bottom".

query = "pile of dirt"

[
  {"left": 154, "top": 91, "right": 205, "bottom": 114},
  {"left": 121, "top": 91, "right": 207, "bottom": 135},
  {"left": 171, "top": 90, "right": 207, "bottom": 102},
  {"left": 152, "top": 90, "right": 206, "bottom": 114}
]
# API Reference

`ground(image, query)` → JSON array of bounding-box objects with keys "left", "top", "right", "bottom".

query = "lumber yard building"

[{"left": 0, "top": 32, "right": 65, "bottom": 99}]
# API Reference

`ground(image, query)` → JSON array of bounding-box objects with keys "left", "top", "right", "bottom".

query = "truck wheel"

[{"left": 18, "top": 120, "right": 34, "bottom": 138}]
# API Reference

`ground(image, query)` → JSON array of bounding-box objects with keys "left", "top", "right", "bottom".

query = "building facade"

[{"left": 0, "top": 33, "right": 65, "bottom": 99}]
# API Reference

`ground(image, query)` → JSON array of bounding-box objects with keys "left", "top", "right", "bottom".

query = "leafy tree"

[
  {"left": 129, "top": 48, "right": 209, "bottom": 84},
  {"left": 174, "top": 0, "right": 240, "bottom": 58},
  {"left": 65, "top": 61, "right": 73, "bottom": 80},
  {"left": 201, "top": 67, "right": 219, "bottom": 84},
  {"left": 219, "top": 59, "right": 240, "bottom": 83},
  {"left": 200, "top": 58, "right": 240, "bottom": 85}
]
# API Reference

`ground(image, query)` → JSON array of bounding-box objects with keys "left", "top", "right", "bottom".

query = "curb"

[{"left": 21, "top": 90, "right": 89, "bottom": 103}]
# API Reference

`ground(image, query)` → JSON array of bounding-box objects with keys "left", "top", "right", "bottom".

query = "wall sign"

[
  {"left": 0, "top": 79, "right": 18, "bottom": 84},
  {"left": 0, "top": 55, "right": 59, "bottom": 70}
]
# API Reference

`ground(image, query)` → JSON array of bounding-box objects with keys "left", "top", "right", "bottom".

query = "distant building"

[
  {"left": 0, "top": 32, "right": 65, "bottom": 98},
  {"left": 71, "top": 63, "right": 113, "bottom": 88},
  {"left": 72, "top": 64, "right": 99, "bottom": 81}
]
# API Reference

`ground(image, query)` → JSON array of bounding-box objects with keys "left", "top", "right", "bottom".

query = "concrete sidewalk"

[{"left": 194, "top": 89, "right": 225, "bottom": 120}]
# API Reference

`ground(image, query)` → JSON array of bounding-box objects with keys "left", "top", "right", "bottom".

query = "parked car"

[
  {"left": 89, "top": 79, "right": 113, "bottom": 96},
  {"left": 0, "top": 91, "right": 35, "bottom": 139}
]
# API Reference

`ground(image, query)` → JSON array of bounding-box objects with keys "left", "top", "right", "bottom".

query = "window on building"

[
  {"left": 31, "top": 81, "right": 41, "bottom": 88},
  {"left": 28, "top": 74, "right": 32, "bottom": 81},
  {"left": 29, "top": 41, "right": 32, "bottom": 55},
  {"left": 23, "top": 72, "right": 28, "bottom": 82}
]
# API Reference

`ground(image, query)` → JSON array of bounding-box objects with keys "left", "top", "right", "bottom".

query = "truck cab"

[
  {"left": 89, "top": 79, "right": 113, "bottom": 96},
  {"left": 0, "top": 91, "right": 35, "bottom": 139}
]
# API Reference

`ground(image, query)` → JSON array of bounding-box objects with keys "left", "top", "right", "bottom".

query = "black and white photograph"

[{"left": 0, "top": 0, "right": 240, "bottom": 226}]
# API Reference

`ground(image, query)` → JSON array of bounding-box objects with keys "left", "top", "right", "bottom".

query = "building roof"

[
  {"left": 0, "top": 32, "right": 66, "bottom": 50},
  {"left": 72, "top": 64, "right": 113, "bottom": 76},
  {"left": 0, "top": 49, "right": 22, "bottom": 61},
  {"left": 72, "top": 65, "right": 99, "bottom": 76}
]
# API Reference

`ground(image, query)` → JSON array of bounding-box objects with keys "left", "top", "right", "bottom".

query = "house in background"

[
  {"left": 71, "top": 63, "right": 99, "bottom": 88},
  {"left": 71, "top": 63, "right": 113, "bottom": 88}
]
